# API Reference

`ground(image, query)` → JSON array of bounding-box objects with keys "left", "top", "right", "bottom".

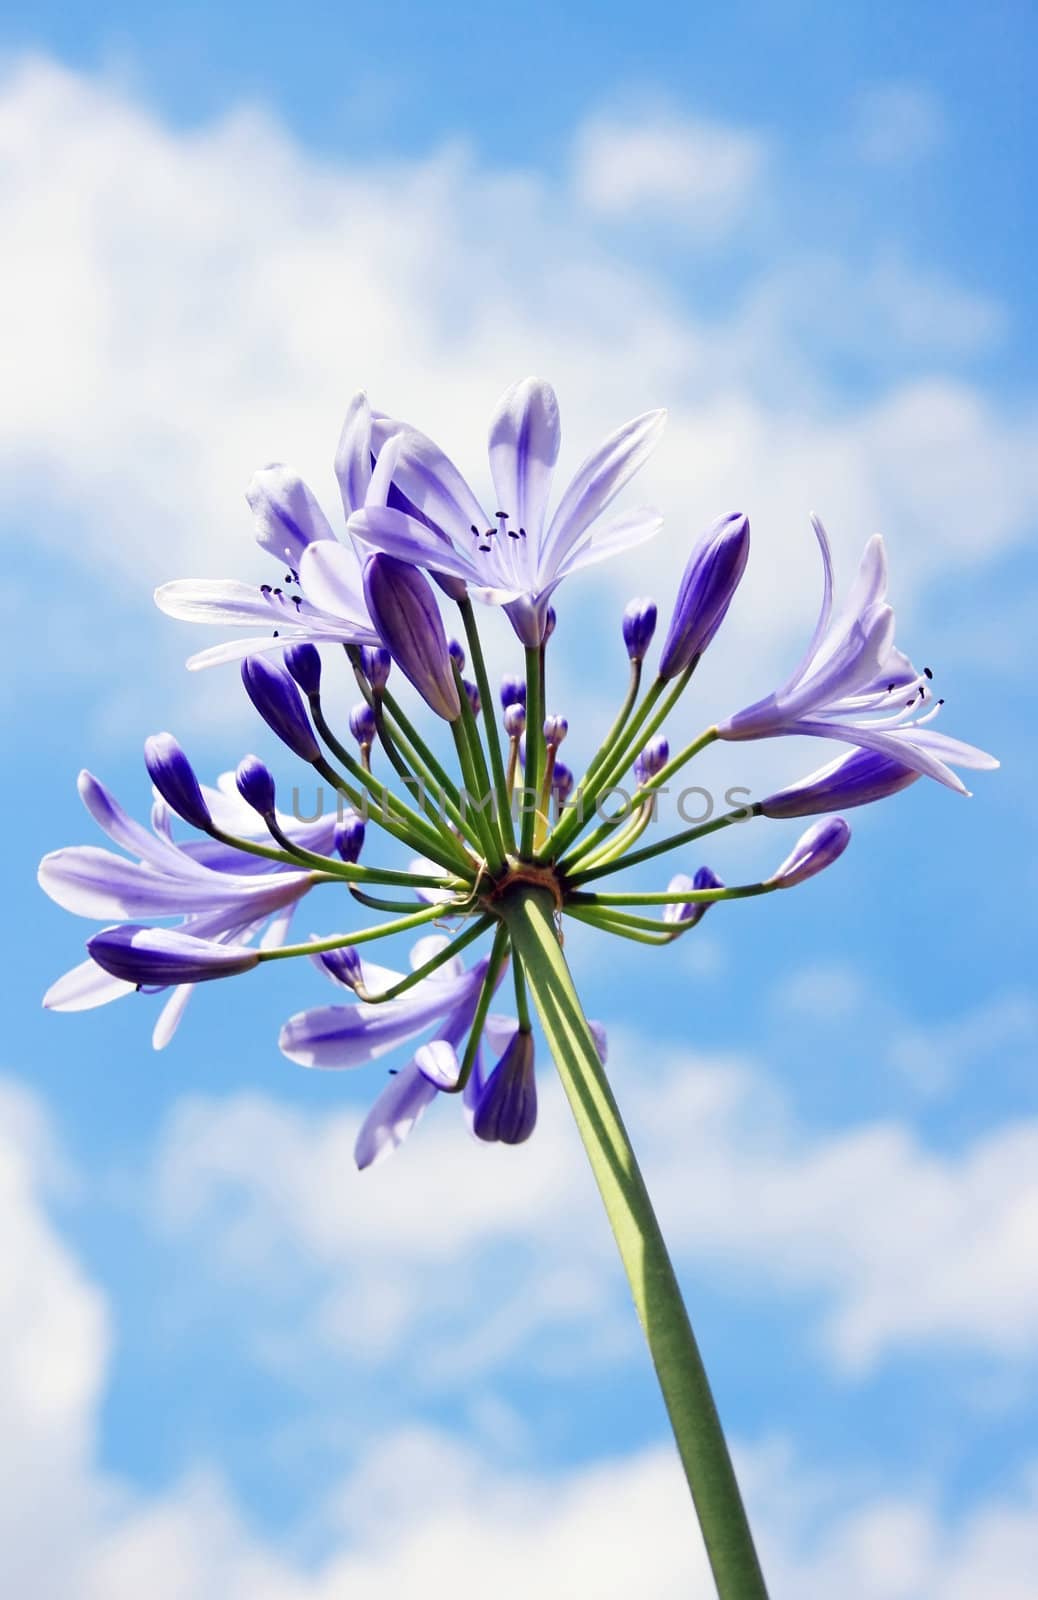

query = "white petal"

[
  {"left": 541, "top": 408, "right": 666, "bottom": 569},
  {"left": 488, "top": 378, "right": 561, "bottom": 545},
  {"left": 43, "top": 958, "right": 135, "bottom": 1012},
  {"left": 333, "top": 392, "right": 373, "bottom": 518},
  {"left": 152, "top": 984, "right": 195, "bottom": 1050},
  {"left": 554, "top": 507, "right": 663, "bottom": 580}
]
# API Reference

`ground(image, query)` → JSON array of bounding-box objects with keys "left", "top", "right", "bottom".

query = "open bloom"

[
  {"left": 718, "top": 516, "right": 998, "bottom": 794},
  {"left": 348, "top": 377, "right": 666, "bottom": 646},
  {"left": 39, "top": 768, "right": 337, "bottom": 1048},
  {"left": 154, "top": 393, "right": 385, "bottom": 668}
]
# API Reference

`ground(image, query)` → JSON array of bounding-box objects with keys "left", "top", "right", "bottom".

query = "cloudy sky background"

[{"left": 3, "top": 2, "right": 1037, "bottom": 1593}]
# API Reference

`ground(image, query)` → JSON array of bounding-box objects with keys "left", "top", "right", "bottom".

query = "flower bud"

[
  {"left": 500, "top": 674, "right": 527, "bottom": 709},
  {"left": 334, "top": 810, "right": 366, "bottom": 863},
  {"left": 760, "top": 748, "right": 920, "bottom": 819},
  {"left": 663, "top": 865, "right": 723, "bottom": 928},
  {"left": 473, "top": 1029, "right": 537, "bottom": 1144},
  {"left": 633, "top": 735, "right": 669, "bottom": 785},
  {"left": 143, "top": 733, "right": 212, "bottom": 831},
  {"left": 543, "top": 713, "right": 568, "bottom": 746},
  {"left": 447, "top": 638, "right": 466, "bottom": 672},
  {"left": 88, "top": 925, "right": 260, "bottom": 985},
  {"left": 349, "top": 702, "right": 377, "bottom": 746},
  {"left": 360, "top": 645, "right": 392, "bottom": 690},
  {"left": 462, "top": 678, "right": 481, "bottom": 718},
  {"left": 283, "top": 642, "right": 322, "bottom": 696},
  {"left": 241, "top": 656, "right": 321, "bottom": 762},
  {"left": 318, "top": 945, "right": 363, "bottom": 991},
  {"left": 362, "top": 555, "right": 461, "bottom": 721},
  {"left": 552, "top": 761, "right": 574, "bottom": 800},
  {"left": 503, "top": 702, "right": 526, "bottom": 738},
  {"left": 769, "top": 817, "right": 851, "bottom": 888},
  {"left": 235, "top": 754, "right": 276, "bottom": 818},
  {"left": 622, "top": 597, "right": 657, "bottom": 662},
  {"left": 544, "top": 606, "right": 557, "bottom": 640},
  {"left": 659, "top": 513, "right": 750, "bottom": 680}
]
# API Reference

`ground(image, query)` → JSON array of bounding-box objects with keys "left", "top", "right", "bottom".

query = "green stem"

[
  {"left": 450, "top": 922, "right": 510, "bottom": 1094},
  {"left": 564, "top": 725, "right": 720, "bottom": 869},
  {"left": 519, "top": 643, "right": 544, "bottom": 859},
  {"left": 562, "top": 904, "right": 676, "bottom": 945},
  {"left": 356, "top": 915, "right": 493, "bottom": 1003},
  {"left": 499, "top": 887, "right": 769, "bottom": 1600},
  {"left": 208, "top": 826, "right": 454, "bottom": 890},
  {"left": 459, "top": 597, "right": 517, "bottom": 854},
  {"left": 567, "top": 806, "right": 760, "bottom": 887},
  {"left": 258, "top": 902, "right": 447, "bottom": 963}
]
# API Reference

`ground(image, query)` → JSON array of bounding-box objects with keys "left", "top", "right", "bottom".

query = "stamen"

[{"left": 923, "top": 666, "right": 934, "bottom": 679}]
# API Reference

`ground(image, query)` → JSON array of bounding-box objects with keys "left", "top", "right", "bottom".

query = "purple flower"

[
  {"left": 334, "top": 810, "right": 366, "bottom": 863},
  {"left": 144, "top": 733, "right": 213, "bottom": 831},
  {"left": 760, "top": 747, "right": 921, "bottom": 819},
  {"left": 473, "top": 1028, "right": 537, "bottom": 1144},
  {"left": 283, "top": 642, "right": 322, "bottom": 696},
  {"left": 154, "top": 392, "right": 388, "bottom": 669},
  {"left": 39, "top": 768, "right": 336, "bottom": 1048},
  {"left": 663, "top": 865, "right": 723, "bottom": 928},
  {"left": 89, "top": 925, "right": 261, "bottom": 985},
  {"left": 360, "top": 644, "right": 392, "bottom": 690},
  {"left": 363, "top": 554, "right": 461, "bottom": 722},
  {"left": 235, "top": 754, "right": 277, "bottom": 818},
  {"left": 769, "top": 817, "right": 851, "bottom": 888},
  {"left": 718, "top": 517, "right": 999, "bottom": 793},
  {"left": 317, "top": 945, "right": 364, "bottom": 992},
  {"left": 348, "top": 378, "right": 666, "bottom": 646},
  {"left": 503, "top": 702, "right": 526, "bottom": 738},
  {"left": 659, "top": 513, "right": 750, "bottom": 680},
  {"left": 543, "top": 713, "right": 569, "bottom": 746},
  {"left": 349, "top": 701, "right": 377, "bottom": 746},
  {"left": 623, "top": 597, "right": 658, "bottom": 662},
  {"left": 241, "top": 654, "right": 322, "bottom": 762},
  {"left": 634, "top": 735, "right": 669, "bottom": 785},
  {"left": 462, "top": 678, "right": 481, "bottom": 718},
  {"left": 500, "top": 674, "right": 527, "bottom": 709}
]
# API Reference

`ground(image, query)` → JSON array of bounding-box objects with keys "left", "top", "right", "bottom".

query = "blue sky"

[{"left": 3, "top": 3, "right": 1037, "bottom": 1594}]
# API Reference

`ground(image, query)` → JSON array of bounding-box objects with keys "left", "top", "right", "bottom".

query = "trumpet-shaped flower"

[
  {"left": 718, "top": 516, "right": 999, "bottom": 794},
  {"left": 348, "top": 378, "right": 666, "bottom": 646}
]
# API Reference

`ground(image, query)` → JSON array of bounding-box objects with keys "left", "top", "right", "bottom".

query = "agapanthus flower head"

[
  {"left": 348, "top": 378, "right": 666, "bottom": 646},
  {"left": 235, "top": 754, "right": 277, "bottom": 818},
  {"left": 283, "top": 641, "right": 322, "bottom": 696},
  {"left": 144, "top": 733, "right": 213, "bottom": 832},
  {"left": 241, "top": 654, "right": 321, "bottom": 762},
  {"left": 543, "top": 713, "right": 569, "bottom": 746},
  {"left": 472, "top": 1028, "right": 537, "bottom": 1145},
  {"left": 623, "top": 597, "right": 658, "bottom": 662},
  {"left": 719, "top": 516, "right": 999, "bottom": 793},
  {"left": 360, "top": 644, "right": 392, "bottom": 690},
  {"left": 362, "top": 554, "right": 461, "bottom": 722},
  {"left": 89, "top": 925, "right": 261, "bottom": 986},
  {"left": 349, "top": 701, "right": 377, "bottom": 746},
  {"left": 634, "top": 735, "right": 670, "bottom": 785},
  {"left": 503, "top": 701, "right": 526, "bottom": 738},
  {"left": 769, "top": 817, "right": 851, "bottom": 888},
  {"left": 659, "top": 513, "right": 750, "bottom": 681},
  {"left": 760, "top": 747, "right": 921, "bottom": 819},
  {"left": 664, "top": 865, "right": 723, "bottom": 928}
]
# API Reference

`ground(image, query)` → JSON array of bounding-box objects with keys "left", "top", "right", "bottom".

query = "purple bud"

[
  {"left": 349, "top": 701, "right": 377, "bottom": 745},
  {"left": 415, "top": 1039, "right": 461, "bottom": 1090},
  {"left": 663, "top": 865, "right": 723, "bottom": 928},
  {"left": 552, "top": 761, "right": 574, "bottom": 799},
  {"left": 543, "top": 713, "right": 568, "bottom": 746},
  {"left": 462, "top": 678, "right": 481, "bottom": 718},
  {"left": 770, "top": 817, "right": 851, "bottom": 888},
  {"left": 235, "top": 754, "right": 276, "bottom": 817},
  {"left": 633, "top": 735, "right": 669, "bottom": 785},
  {"left": 447, "top": 638, "right": 466, "bottom": 672},
  {"left": 334, "top": 810, "right": 366, "bottom": 863},
  {"left": 362, "top": 555, "right": 461, "bottom": 721},
  {"left": 241, "top": 656, "right": 321, "bottom": 762},
  {"left": 503, "top": 701, "right": 526, "bottom": 738},
  {"left": 283, "top": 642, "right": 322, "bottom": 696},
  {"left": 760, "top": 749, "right": 921, "bottom": 820},
  {"left": 659, "top": 513, "right": 750, "bottom": 680},
  {"left": 318, "top": 945, "right": 363, "bottom": 991},
  {"left": 622, "top": 597, "right": 658, "bottom": 662},
  {"left": 544, "top": 606, "right": 557, "bottom": 640},
  {"left": 473, "top": 1030, "right": 537, "bottom": 1144},
  {"left": 500, "top": 674, "right": 527, "bottom": 710},
  {"left": 360, "top": 645, "right": 392, "bottom": 690},
  {"left": 588, "top": 1020, "right": 608, "bottom": 1063},
  {"left": 88, "top": 925, "right": 259, "bottom": 985},
  {"left": 143, "top": 733, "right": 212, "bottom": 831}
]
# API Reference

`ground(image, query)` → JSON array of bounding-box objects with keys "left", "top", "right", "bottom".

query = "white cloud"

[
  {"left": 777, "top": 961, "right": 867, "bottom": 1020},
  {"left": 571, "top": 110, "right": 765, "bottom": 229},
  {"left": 852, "top": 82, "right": 945, "bottom": 166}
]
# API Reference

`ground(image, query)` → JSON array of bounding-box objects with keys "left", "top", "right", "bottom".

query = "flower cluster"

[{"left": 41, "top": 379, "right": 997, "bottom": 1168}]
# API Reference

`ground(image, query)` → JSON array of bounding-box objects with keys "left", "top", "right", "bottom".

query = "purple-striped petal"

[
  {"left": 333, "top": 392, "right": 374, "bottom": 518},
  {"left": 88, "top": 925, "right": 261, "bottom": 985},
  {"left": 246, "top": 465, "right": 335, "bottom": 566},
  {"left": 488, "top": 378, "right": 561, "bottom": 546},
  {"left": 541, "top": 408, "right": 666, "bottom": 569}
]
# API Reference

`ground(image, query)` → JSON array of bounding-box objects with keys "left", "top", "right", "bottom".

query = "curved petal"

[
  {"left": 795, "top": 721, "right": 971, "bottom": 793},
  {"left": 778, "top": 515, "right": 836, "bottom": 697},
  {"left": 155, "top": 579, "right": 345, "bottom": 635},
  {"left": 279, "top": 968, "right": 480, "bottom": 1070},
  {"left": 297, "top": 540, "right": 373, "bottom": 630},
  {"left": 488, "top": 378, "right": 560, "bottom": 546},
  {"left": 43, "top": 957, "right": 135, "bottom": 1012},
  {"left": 370, "top": 422, "right": 488, "bottom": 542},
  {"left": 348, "top": 505, "right": 477, "bottom": 585},
  {"left": 333, "top": 392, "right": 373, "bottom": 519},
  {"left": 152, "top": 983, "right": 195, "bottom": 1050},
  {"left": 354, "top": 1061, "right": 438, "bottom": 1169},
  {"left": 541, "top": 408, "right": 666, "bottom": 570},
  {"left": 554, "top": 507, "right": 663, "bottom": 581},
  {"left": 77, "top": 771, "right": 192, "bottom": 873},
  {"left": 246, "top": 465, "right": 335, "bottom": 567}
]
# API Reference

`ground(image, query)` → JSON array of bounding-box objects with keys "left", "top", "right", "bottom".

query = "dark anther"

[
  {"left": 508, "top": 529, "right": 520, "bottom": 538},
  {"left": 284, "top": 572, "right": 295, "bottom": 584},
  {"left": 388, "top": 1068, "right": 399, "bottom": 1076},
  {"left": 470, "top": 524, "right": 480, "bottom": 535},
  {"left": 495, "top": 510, "right": 509, "bottom": 521},
  {"left": 273, "top": 587, "right": 283, "bottom": 597},
  {"left": 479, "top": 543, "right": 492, "bottom": 552},
  {"left": 292, "top": 595, "right": 302, "bottom": 608},
  {"left": 937, "top": 697, "right": 945, "bottom": 706},
  {"left": 260, "top": 584, "right": 272, "bottom": 594},
  {"left": 519, "top": 527, "right": 527, "bottom": 538},
  {"left": 273, "top": 630, "right": 279, "bottom": 638},
  {"left": 923, "top": 666, "right": 933, "bottom": 679}
]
